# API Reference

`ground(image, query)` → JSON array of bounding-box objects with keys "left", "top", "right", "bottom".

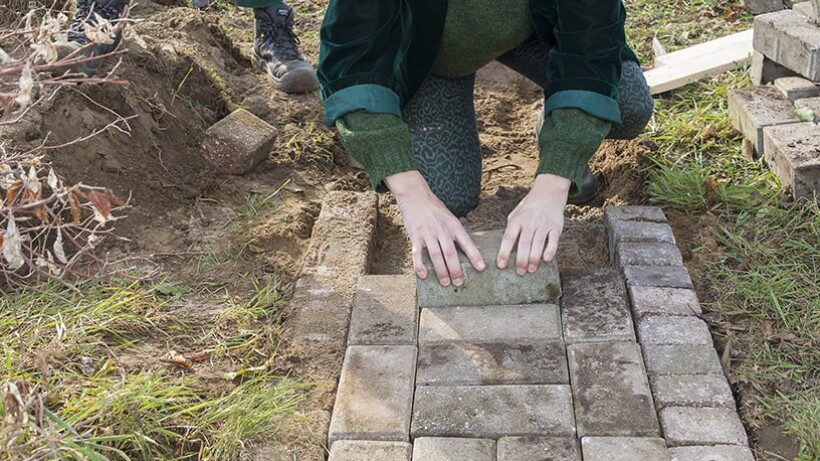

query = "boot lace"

[
  {"left": 67, "top": 0, "right": 123, "bottom": 44},
  {"left": 257, "top": 15, "right": 303, "bottom": 62}
]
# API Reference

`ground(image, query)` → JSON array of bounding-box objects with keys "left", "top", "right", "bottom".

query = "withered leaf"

[
  {"left": 159, "top": 350, "right": 193, "bottom": 369},
  {"left": 85, "top": 190, "right": 111, "bottom": 218}
]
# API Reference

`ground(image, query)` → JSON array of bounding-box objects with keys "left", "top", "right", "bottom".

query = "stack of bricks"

[{"left": 728, "top": 2, "right": 820, "bottom": 199}]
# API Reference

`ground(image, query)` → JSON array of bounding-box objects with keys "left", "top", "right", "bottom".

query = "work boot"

[
  {"left": 190, "top": 0, "right": 212, "bottom": 10},
  {"left": 253, "top": 3, "right": 319, "bottom": 94},
  {"left": 56, "top": 0, "right": 129, "bottom": 76},
  {"left": 566, "top": 166, "right": 598, "bottom": 205}
]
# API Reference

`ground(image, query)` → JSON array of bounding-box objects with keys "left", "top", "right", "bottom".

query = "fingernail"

[
  {"left": 497, "top": 259, "right": 506, "bottom": 269},
  {"left": 476, "top": 261, "right": 486, "bottom": 271},
  {"left": 528, "top": 264, "right": 537, "bottom": 273},
  {"left": 516, "top": 268, "right": 526, "bottom": 276},
  {"left": 416, "top": 270, "right": 427, "bottom": 279},
  {"left": 453, "top": 277, "right": 463, "bottom": 287},
  {"left": 440, "top": 278, "right": 450, "bottom": 287}
]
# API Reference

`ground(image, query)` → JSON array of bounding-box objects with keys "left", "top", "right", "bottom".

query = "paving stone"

[
  {"left": 660, "top": 407, "right": 749, "bottom": 447},
  {"left": 608, "top": 220, "right": 676, "bottom": 262},
  {"left": 418, "top": 304, "right": 561, "bottom": 345},
  {"left": 774, "top": 76, "right": 820, "bottom": 102},
  {"left": 412, "top": 438, "right": 495, "bottom": 461},
  {"left": 793, "top": 0, "right": 819, "bottom": 22},
  {"left": 348, "top": 275, "right": 418, "bottom": 346},
  {"left": 727, "top": 86, "right": 801, "bottom": 156},
  {"left": 642, "top": 344, "right": 724, "bottom": 376},
  {"left": 581, "top": 437, "right": 670, "bottom": 461},
  {"left": 743, "top": 0, "right": 783, "bottom": 14},
  {"left": 417, "top": 341, "right": 568, "bottom": 385},
  {"left": 629, "top": 286, "right": 702, "bottom": 319},
  {"left": 616, "top": 242, "right": 684, "bottom": 267},
  {"left": 201, "top": 108, "right": 276, "bottom": 175},
  {"left": 417, "top": 230, "right": 560, "bottom": 307},
  {"left": 328, "top": 346, "right": 416, "bottom": 444},
  {"left": 411, "top": 385, "right": 574, "bottom": 438},
  {"left": 754, "top": 10, "right": 820, "bottom": 81},
  {"left": 561, "top": 268, "right": 635, "bottom": 343},
  {"left": 604, "top": 205, "right": 668, "bottom": 226},
  {"left": 568, "top": 342, "right": 659, "bottom": 437},
  {"left": 795, "top": 96, "right": 820, "bottom": 122},
  {"left": 668, "top": 445, "right": 756, "bottom": 461},
  {"left": 623, "top": 265, "right": 694, "bottom": 289},
  {"left": 751, "top": 50, "right": 799, "bottom": 86},
  {"left": 637, "top": 317, "right": 713, "bottom": 346},
  {"left": 651, "top": 374, "right": 735, "bottom": 409},
  {"left": 327, "top": 441, "right": 412, "bottom": 461},
  {"left": 762, "top": 122, "right": 820, "bottom": 199},
  {"left": 497, "top": 436, "right": 582, "bottom": 461}
]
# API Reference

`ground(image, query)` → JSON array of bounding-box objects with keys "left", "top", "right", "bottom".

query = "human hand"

[
  {"left": 497, "top": 173, "right": 571, "bottom": 274},
  {"left": 385, "top": 170, "right": 486, "bottom": 287}
]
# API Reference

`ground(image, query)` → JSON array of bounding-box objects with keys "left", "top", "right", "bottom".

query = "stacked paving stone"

[
  {"left": 326, "top": 207, "right": 754, "bottom": 460},
  {"left": 728, "top": 3, "right": 820, "bottom": 199}
]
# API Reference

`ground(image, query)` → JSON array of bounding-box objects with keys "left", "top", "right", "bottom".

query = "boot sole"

[{"left": 254, "top": 54, "right": 319, "bottom": 94}]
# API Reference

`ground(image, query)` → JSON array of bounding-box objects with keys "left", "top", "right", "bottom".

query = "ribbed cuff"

[
  {"left": 536, "top": 108, "right": 610, "bottom": 190},
  {"left": 336, "top": 112, "right": 419, "bottom": 192}
]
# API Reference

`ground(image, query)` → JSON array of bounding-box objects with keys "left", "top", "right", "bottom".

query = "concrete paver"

[
  {"left": 496, "top": 436, "right": 581, "bottom": 461},
  {"left": 411, "top": 385, "right": 575, "bottom": 438},
  {"left": 641, "top": 344, "right": 724, "bottom": 376},
  {"left": 603, "top": 205, "right": 668, "bottom": 225},
  {"left": 412, "top": 438, "right": 495, "bottom": 461},
  {"left": 608, "top": 221, "right": 676, "bottom": 262},
  {"left": 660, "top": 407, "right": 749, "bottom": 447},
  {"left": 668, "top": 445, "right": 756, "bottom": 461},
  {"left": 568, "top": 342, "right": 659, "bottom": 437},
  {"left": 615, "top": 242, "right": 684, "bottom": 267},
  {"left": 637, "top": 316, "right": 713, "bottom": 346},
  {"left": 561, "top": 268, "right": 635, "bottom": 344},
  {"left": 581, "top": 437, "right": 670, "bottom": 461},
  {"left": 201, "top": 108, "right": 276, "bottom": 175},
  {"left": 348, "top": 275, "right": 418, "bottom": 345},
  {"left": 774, "top": 76, "right": 820, "bottom": 102},
  {"left": 419, "top": 304, "right": 562, "bottom": 344},
  {"left": 327, "top": 441, "right": 412, "bottom": 461},
  {"left": 623, "top": 265, "right": 694, "bottom": 289},
  {"left": 754, "top": 10, "right": 820, "bottom": 81},
  {"left": 727, "top": 86, "right": 800, "bottom": 155},
  {"left": 417, "top": 341, "right": 568, "bottom": 385},
  {"left": 762, "top": 122, "right": 820, "bottom": 200},
  {"left": 629, "top": 286, "right": 702, "bottom": 318},
  {"left": 651, "top": 374, "right": 735, "bottom": 409}
]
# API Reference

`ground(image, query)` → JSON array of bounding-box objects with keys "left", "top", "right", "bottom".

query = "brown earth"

[{"left": 1, "top": 1, "right": 797, "bottom": 458}]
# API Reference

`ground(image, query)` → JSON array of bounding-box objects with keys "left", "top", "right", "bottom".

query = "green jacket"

[{"left": 318, "top": 0, "right": 638, "bottom": 126}]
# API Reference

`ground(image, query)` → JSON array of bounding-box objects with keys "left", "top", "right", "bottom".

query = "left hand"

[{"left": 497, "top": 173, "right": 571, "bottom": 274}]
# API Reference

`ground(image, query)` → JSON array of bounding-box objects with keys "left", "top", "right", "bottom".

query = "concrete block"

[
  {"left": 411, "top": 385, "right": 575, "bottom": 438},
  {"left": 751, "top": 50, "right": 799, "bottom": 85},
  {"left": 762, "top": 122, "right": 820, "bottom": 199},
  {"left": 624, "top": 265, "right": 694, "bottom": 289},
  {"left": 201, "top": 108, "right": 276, "bottom": 175},
  {"left": 417, "top": 230, "right": 560, "bottom": 307},
  {"left": 581, "top": 437, "right": 670, "bottom": 461},
  {"left": 795, "top": 95, "right": 820, "bottom": 121},
  {"left": 754, "top": 9, "right": 820, "bottom": 81},
  {"left": 412, "top": 438, "right": 495, "bottom": 461},
  {"left": 348, "top": 275, "right": 418, "bottom": 346},
  {"left": 774, "top": 76, "right": 820, "bottom": 102},
  {"left": 604, "top": 205, "right": 668, "bottom": 226},
  {"left": 668, "top": 445, "right": 756, "bottom": 461},
  {"left": 417, "top": 341, "right": 569, "bottom": 385},
  {"left": 727, "top": 86, "right": 801, "bottom": 156},
  {"left": 793, "top": 0, "right": 820, "bottom": 22},
  {"left": 608, "top": 220, "right": 676, "bottom": 262},
  {"left": 418, "top": 304, "right": 562, "bottom": 344},
  {"left": 561, "top": 268, "right": 635, "bottom": 344},
  {"left": 651, "top": 374, "right": 736, "bottom": 409},
  {"left": 616, "top": 242, "right": 684, "bottom": 267},
  {"left": 328, "top": 346, "right": 416, "bottom": 444},
  {"left": 328, "top": 441, "right": 412, "bottom": 461},
  {"left": 637, "top": 316, "right": 714, "bottom": 346},
  {"left": 629, "top": 286, "right": 702, "bottom": 319},
  {"left": 660, "top": 407, "right": 749, "bottom": 447},
  {"left": 568, "top": 342, "right": 659, "bottom": 437},
  {"left": 497, "top": 436, "right": 582, "bottom": 461},
  {"left": 642, "top": 344, "right": 724, "bottom": 376},
  {"left": 744, "top": 0, "right": 783, "bottom": 14}
]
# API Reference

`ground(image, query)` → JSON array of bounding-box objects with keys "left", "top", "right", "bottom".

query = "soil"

[{"left": 1, "top": 2, "right": 800, "bottom": 458}]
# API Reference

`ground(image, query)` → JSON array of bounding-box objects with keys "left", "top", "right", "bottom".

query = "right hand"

[{"left": 385, "top": 171, "right": 486, "bottom": 287}]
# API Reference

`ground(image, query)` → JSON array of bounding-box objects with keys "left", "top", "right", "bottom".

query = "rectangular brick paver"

[
  {"left": 581, "top": 437, "right": 670, "bottom": 461},
  {"left": 727, "top": 86, "right": 801, "bottom": 156},
  {"left": 623, "top": 265, "right": 694, "bottom": 289},
  {"left": 629, "top": 286, "right": 702, "bottom": 319},
  {"left": 642, "top": 344, "right": 724, "bottom": 376},
  {"left": 411, "top": 385, "right": 575, "bottom": 438},
  {"left": 651, "top": 374, "right": 735, "bottom": 409},
  {"left": 417, "top": 230, "right": 560, "bottom": 307},
  {"left": 774, "top": 76, "right": 820, "bottom": 102},
  {"left": 762, "top": 122, "right": 820, "bottom": 200},
  {"left": 497, "top": 436, "right": 582, "bottom": 461},
  {"left": 419, "top": 304, "right": 562, "bottom": 344},
  {"left": 327, "top": 441, "right": 412, "bottom": 461},
  {"left": 417, "top": 341, "right": 568, "bottom": 385},
  {"left": 660, "top": 407, "right": 749, "bottom": 447},
  {"left": 561, "top": 268, "right": 635, "bottom": 344},
  {"left": 604, "top": 206, "right": 668, "bottom": 225},
  {"left": 637, "top": 317, "right": 713, "bottom": 346},
  {"left": 754, "top": 10, "right": 820, "bottom": 81},
  {"left": 616, "top": 242, "right": 684, "bottom": 267},
  {"left": 567, "top": 342, "right": 659, "bottom": 437},
  {"left": 412, "top": 438, "right": 495, "bottom": 461},
  {"left": 608, "top": 221, "right": 676, "bottom": 262},
  {"left": 328, "top": 346, "right": 417, "bottom": 444},
  {"left": 348, "top": 275, "right": 418, "bottom": 345},
  {"left": 201, "top": 108, "right": 276, "bottom": 175},
  {"left": 668, "top": 446, "right": 755, "bottom": 461}
]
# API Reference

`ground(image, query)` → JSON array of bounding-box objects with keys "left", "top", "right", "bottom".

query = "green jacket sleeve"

[
  {"left": 537, "top": 108, "right": 611, "bottom": 192},
  {"left": 336, "top": 111, "right": 418, "bottom": 191}
]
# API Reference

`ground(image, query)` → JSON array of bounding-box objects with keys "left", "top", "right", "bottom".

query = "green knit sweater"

[{"left": 336, "top": 0, "right": 611, "bottom": 192}]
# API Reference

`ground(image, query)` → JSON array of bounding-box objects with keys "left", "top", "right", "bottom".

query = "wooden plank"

[{"left": 644, "top": 29, "right": 754, "bottom": 95}]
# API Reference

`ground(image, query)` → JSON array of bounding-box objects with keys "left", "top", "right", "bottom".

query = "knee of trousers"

[
  {"left": 445, "top": 195, "right": 480, "bottom": 219},
  {"left": 609, "top": 63, "right": 654, "bottom": 140}
]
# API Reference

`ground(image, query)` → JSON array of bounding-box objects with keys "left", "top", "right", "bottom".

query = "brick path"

[{"left": 325, "top": 206, "right": 754, "bottom": 461}]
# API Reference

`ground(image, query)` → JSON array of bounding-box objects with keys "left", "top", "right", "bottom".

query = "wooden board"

[{"left": 644, "top": 29, "right": 754, "bottom": 95}]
